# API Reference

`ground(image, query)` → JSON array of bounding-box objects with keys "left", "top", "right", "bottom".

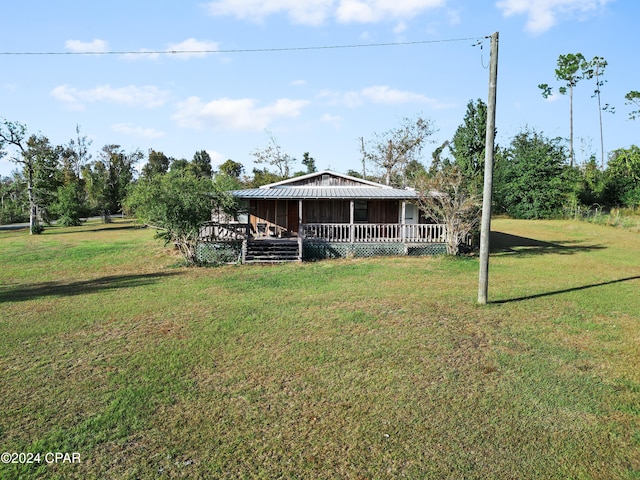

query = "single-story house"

[{"left": 198, "top": 170, "right": 448, "bottom": 263}]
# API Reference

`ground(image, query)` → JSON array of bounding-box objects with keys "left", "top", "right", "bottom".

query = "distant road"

[{"left": 0, "top": 215, "right": 124, "bottom": 231}]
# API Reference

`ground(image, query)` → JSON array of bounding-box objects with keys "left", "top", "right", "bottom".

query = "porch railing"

[
  {"left": 301, "top": 223, "right": 446, "bottom": 243},
  {"left": 199, "top": 222, "right": 249, "bottom": 242}
]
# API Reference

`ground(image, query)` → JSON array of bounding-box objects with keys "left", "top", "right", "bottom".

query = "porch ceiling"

[{"left": 230, "top": 187, "right": 418, "bottom": 200}]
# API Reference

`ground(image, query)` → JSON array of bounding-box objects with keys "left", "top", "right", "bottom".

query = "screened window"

[{"left": 354, "top": 200, "right": 368, "bottom": 222}]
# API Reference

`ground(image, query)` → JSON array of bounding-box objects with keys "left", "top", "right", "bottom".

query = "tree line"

[{"left": 1, "top": 49, "right": 638, "bottom": 257}]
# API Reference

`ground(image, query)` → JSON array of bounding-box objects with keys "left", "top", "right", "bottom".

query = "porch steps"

[{"left": 244, "top": 240, "right": 300, "bottom": 263}]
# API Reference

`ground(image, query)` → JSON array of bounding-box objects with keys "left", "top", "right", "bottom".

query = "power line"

[{"left": 0, "top": 36, "right": 487, "bottom": 56}]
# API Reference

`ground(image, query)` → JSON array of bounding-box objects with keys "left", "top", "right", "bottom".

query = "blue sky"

[{"left": 0, "top": 0, "right": 637, "bottom": 178}]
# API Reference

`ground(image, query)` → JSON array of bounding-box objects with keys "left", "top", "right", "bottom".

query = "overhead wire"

[{"left": 0, "top": 36, "right": 488, "bottom": 56}]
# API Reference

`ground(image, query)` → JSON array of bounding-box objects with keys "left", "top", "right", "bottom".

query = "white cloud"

[
  {"left": 361, "top": 85, "right": 432, "bottom": 104},
  {"left": 206, "top": 0, "right": 334, "bottom": 25},
  {"left": 318, "top": 85, "right": 448, "bottom": 108},
  {"left": 172, "top": 96, "right": 310, "bottom": 131},
  {"left": 51, "top": 84, "right": 170, "bottom": 110},
  {"left": 65, "top": 39, "right": 108, "bottom": 53},
  {"left": 208, "top": 151, "right": 227, "bottom": 168},
  {"left": 321, "top": 113, "right": 343, "bottom": 127},
  {"left": 205, "top": 0, "right": 446, "bottom": 25},
  {"left": 290, "top": 79, "right": 307, "bottom": 86},
  {"left": 496, "top": 0, "right": 613, "bottom": 33},
  {"left": 111, "top": 123, "right": 166, "bottom": 139},
  {"left": 166, "top": 38, "right": 219, "bottom": 59}
]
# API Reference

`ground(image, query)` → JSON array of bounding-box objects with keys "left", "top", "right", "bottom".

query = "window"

[{"left": 354, "top": 200, "right": 368, "bottom": 222}]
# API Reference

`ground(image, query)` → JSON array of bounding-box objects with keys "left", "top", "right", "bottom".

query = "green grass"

[{"left": 0, "top": 218, "right": 639, "bottom": 479}]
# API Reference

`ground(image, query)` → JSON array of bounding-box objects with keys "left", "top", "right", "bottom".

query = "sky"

[{"left": 1, "top": 0, "right": 637, "bottom": 178}]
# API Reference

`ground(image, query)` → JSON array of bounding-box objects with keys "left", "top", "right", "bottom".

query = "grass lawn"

[{"left": 0, "top": 218, "right": 638, "bottom": 479}]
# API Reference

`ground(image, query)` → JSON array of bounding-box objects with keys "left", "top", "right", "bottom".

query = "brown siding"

[
  {"left": 303, "top": 200, "right": 350, "bottom": 223},
  {"left": 368, "top": 200, "right": 399, "bottom": 223}
]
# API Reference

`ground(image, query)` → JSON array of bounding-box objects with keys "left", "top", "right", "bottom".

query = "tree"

[
  {"left": 404, "top": 159, "right": 427, "bottom": 187},
  {"left": 0, "top": 119, "right": 40, "bottom": 233},
  {"left": 301, "top": 152, "right": 317, "bottom": 174},
  {"left": 191, "top": 150, "right": 213, "bottom": 179},
  {"left": 361, "top": 116, "right": 436, "bottom": 186},
  {"left": 218, "top": 159, "right": 244, "bottom": 179},
  {"left": 415, "top": 165, "right": 481, "bottom": 255},
  {"left": 0, "top": 172, "right": 28, "bottom": 224},
  {"left": 53, "top": 181, "right": 85, "bottom": 226},
  {"left": 64, "top": 125, "right": 92, "bottom": 179},
  {"left": 450, "top": 99, "right": 489, "bottom": 190},
  {"left": 125, "top": 169, "right": 237, "bottom": 265},
  {"left": 251, "top": 134, "right": 295, "bottom": 179},
  {"left": 539, "top": 53, "right": 588, "bottom": 166},
  {"left": 26, "top": 135, "right": 63, "bottom": 224},
  {"left": 495, "top": 128, "right": 571, "bottom": 219},
  {"left": 582, "top": 56, "right": 611, "bottom": 168},
  {"left": 603, "top": 145, "right": 640, "bottom": 208},
  {"left": 141, "top": 149, "right": 170, "bottom": 179},
  {"left": 248, "top": 167, "right": 282, "bottom": 187},
  {"left": 170, "top": 157, "right": 189, "bottom": 172},
  {"left": 625, "top": 91, "right": 640, "bottom": 121},
  {"left": 84, "top": 145, "right": 141, "bottom": 221},
  {"left": 576, "top": 156, "right": 605, "bottom": 206}
]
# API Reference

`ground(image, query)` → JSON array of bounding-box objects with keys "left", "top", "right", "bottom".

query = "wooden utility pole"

[{"left": 478, "top": 32, "right": 499, "bottom": 305}]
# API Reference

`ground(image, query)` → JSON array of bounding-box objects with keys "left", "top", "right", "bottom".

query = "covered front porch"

[{"left": 197, "top": 170, "right": 449, "bottom": 263}]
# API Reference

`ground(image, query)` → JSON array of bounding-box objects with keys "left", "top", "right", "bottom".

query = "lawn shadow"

[
  {"left": 490, "top": 231, "right": 606, "bottom": 256},
  {"left": 0, "top": 271, "right": 182, "bottom": 303},
  {"left": 490, "top": 275, "right": 640, "bottom": 304}
]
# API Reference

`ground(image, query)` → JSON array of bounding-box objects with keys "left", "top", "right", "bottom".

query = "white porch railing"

[{"left": 301, "top": 223, "right": 447, "bottom": 243}]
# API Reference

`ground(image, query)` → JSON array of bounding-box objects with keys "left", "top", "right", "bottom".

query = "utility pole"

[{"left": 478, "top": 32, "right": 499, "bottom": 305}]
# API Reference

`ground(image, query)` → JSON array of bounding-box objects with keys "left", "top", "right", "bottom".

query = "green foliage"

[
  {"left": 191, "top": 150, "right": 213, "bottom": 178},
  {"left": 54, "top": 182, "right": 86, "bottom": 226},
  {"left": 0, "top": 173, "right": 28, "bottom": 224},
  {"left": 141, "top": 149, "right": 170, "bottom": 179},
  {"left": 301, "top": 151, "right": 317, "bottom": 174},
  {"left": 0, "top": 119, "right": 41, "bottom": 233},
  {"left": 575, "top": 157, "right": 606, "bottom": 206},
  {"left": 450, "top": 99, "right": 489, "bottom": 190},
  {"left": 538, "top": 53, "right": 590, "bottom": 165},
  {"left": 169, "top": 157, "right": 189, "bottom": 172},
  {"left": 604, "top": 146, "right": 640, "bottom": 207},
  {"left": 495, "top": 128, "right": 571, "bottom": 219},
  {"left": 125, "top": 170, "right": 237, "bottom": 265},
  {"left": 218, "top": 159, "right": 244, "bottom": 179},
  {"left": 248, "top": 167, "right": 283, "bottom": 187},
  {"left": 625, "top": 90, "right": 640, "bottom": 120},
  {"left": 26, "top": 135, "right": 64, "bottom": 223},
  {"left": 84, "top": 145, "right": 141, "bottom": 220}
]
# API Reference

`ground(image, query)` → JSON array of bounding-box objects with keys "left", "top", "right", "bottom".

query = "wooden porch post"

[
  {"left": 349, "top": 200, "right": 355, "bottom": 243},
  {"left": 297, "top": 199, "right": 303, "bottom": 261}
]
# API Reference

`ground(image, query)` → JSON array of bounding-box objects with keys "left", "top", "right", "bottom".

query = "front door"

[{"left": 287, "top": 200, "right": 299, "bottom": 236}]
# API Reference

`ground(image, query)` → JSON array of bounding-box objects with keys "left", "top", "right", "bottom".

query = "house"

[{"left": 198, "top": 170, "right": 447, "bottom": 263}]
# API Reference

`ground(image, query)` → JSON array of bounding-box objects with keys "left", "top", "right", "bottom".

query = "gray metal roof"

[{"left": 231, "top": 187, "right": 418, "bottom": 200}]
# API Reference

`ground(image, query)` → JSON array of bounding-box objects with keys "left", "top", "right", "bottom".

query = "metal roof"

[{"left": 231, "top": 187, "right": 418, "bottom": 200}]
